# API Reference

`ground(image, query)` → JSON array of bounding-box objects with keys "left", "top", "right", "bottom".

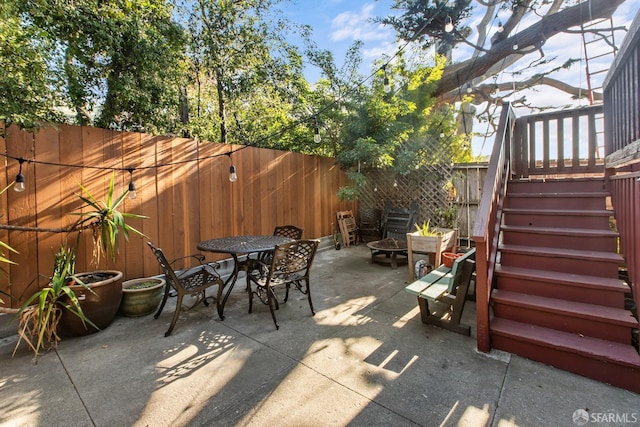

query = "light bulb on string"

[
  {"left": 497, "top": 22, "right": 504, "bottom": 33},
  {"left": 14, "top": 158, "right": 25, "bottom": 192},
  {"left": 382, "top": 64, "right": 391, "bottom": 93},
  {"left": 466, "top": 82, "right": 473, "bottom": 94},
  {"left": 513, "top": 42, "right": 519, "bottom": 50},
  {"left": 229, "top": 165, "right": 238, "bottom": 182},
  {"left": 126, "top": 168, "right": 137, "bottom": 200},
  {"left": 444, "top": 15, "right": 454, "bottom": 33},
  {"left": 314, "top": 119, "right": 321, "bottom": 143},
  {"left": 227, "top": 152, "right": 238, "bottom": 182}
]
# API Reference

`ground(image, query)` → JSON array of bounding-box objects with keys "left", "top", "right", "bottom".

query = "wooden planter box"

[{"left": 406, "top": 228, "right": 458, "bottom": 281}]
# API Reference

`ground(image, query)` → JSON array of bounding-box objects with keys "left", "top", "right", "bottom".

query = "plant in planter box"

[
  {"left": 58, "top": 174, "right": 147, "bottom": 336},
  {"left": 72, "top": 174, "right": 146, "bottom": 265},
  {"left": 406, "top": 220, "right": 458, "bottom": 281}
]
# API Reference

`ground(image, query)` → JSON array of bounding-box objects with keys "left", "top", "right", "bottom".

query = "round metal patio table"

[{"left": 197, "top": 235, "right": 293, "bottom": 319}]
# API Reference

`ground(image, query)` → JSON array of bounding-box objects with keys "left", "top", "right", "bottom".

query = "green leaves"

[{"left": 72, "top": 174, "right": 147, "bottom": 264}]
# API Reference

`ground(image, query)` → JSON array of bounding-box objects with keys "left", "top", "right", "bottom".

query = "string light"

[
  {"left": 14, "top": 158, "right": 25, "bottom": 192},
  {"left": 466, "top": 82, "right": 473, "bottom": 94},
  {"left": 314, "top": 117, "right": 321, "bottom": 143},
  {"left": 444, "top": 15, "right": 454, "bottom": 33},
  {"left": 382, "top": 64, "right": 391, "bottom": 93},
  {"left": 126, "top": 168, "right": 137, "bottom": 200},
  {"left": 226, "top": 152, "right": 238, "bottom": 182},
  {"left": 497, "top": 22, "right": 504, "bottom": 33},
  {"left": 1, "top": 0, "right": 459, "bottom": 192}
]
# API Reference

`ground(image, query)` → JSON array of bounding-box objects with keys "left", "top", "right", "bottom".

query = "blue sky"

[
  {"left": 286, "top": 0, "right": 397, "bottom": 81},
  {"left": 285, "top": 1, "right": 638, "bottom": 157}
]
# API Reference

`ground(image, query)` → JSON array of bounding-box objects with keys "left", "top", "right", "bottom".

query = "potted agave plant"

[
  {"left": 14, "top": 174, "right": 146, "bottom": 355},
  {"left": 57, "top": 174, "right": 146, "bottom": 336}
]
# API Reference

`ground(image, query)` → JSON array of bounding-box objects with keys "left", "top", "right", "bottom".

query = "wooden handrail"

[{"left": 472, "top": 102, "right": 516, "bottom": 352}]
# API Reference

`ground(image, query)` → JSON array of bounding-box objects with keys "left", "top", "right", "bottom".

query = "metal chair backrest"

[
  {"left": 273, "top": 225, "right": 303, "bottom": 240},
  {"left": 147, "top": 241, "right": 182, "bottom": 289},
  {"left": 267, "top": 239, "right": 318, "bottom": 284}
]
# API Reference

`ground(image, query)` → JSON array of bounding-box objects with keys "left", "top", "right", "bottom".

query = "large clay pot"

[
  {"left": 120, "top": 277, "right": 165, "bottom": 317},
  {"left": 59, "top": 270, "right": 123, "bottom": 337}
]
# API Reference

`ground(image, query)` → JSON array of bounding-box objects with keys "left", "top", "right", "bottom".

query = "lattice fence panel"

[
  {"left": 359, "top": 163, "right": 453, "bottom": 229},
  {"left": 358, "top": 163, "right": 488, "bottom": 242}
]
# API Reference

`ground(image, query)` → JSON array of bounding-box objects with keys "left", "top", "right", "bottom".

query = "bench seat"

[{"left": 405, "top": 248, "right": 476, "bottom": 335}]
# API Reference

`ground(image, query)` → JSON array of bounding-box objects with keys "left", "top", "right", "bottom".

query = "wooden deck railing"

[
  {"left": 472, "top": 102, "right": 516, "bottom": 352},
  {"left": 513, "top": 104, "right": 604, "bottom": 178},
  {"left": 603, "top": 11, "right": 640, "bottom": 321}
]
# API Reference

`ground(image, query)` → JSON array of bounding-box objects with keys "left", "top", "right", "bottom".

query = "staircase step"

[
  {"left": 507, "top": 178, "right": 606, "bottom": 193},
  {"left": 499, "top": 244, "right": 623, "bottom": 277},
  {"left": 490, "top": 318, "right": 640, "bottom": 393},
  {"left": 492, "top": 289, "right": 636, "bottom": 343},
  {"left": 495, "top": 265, "right": 629, "bottom": 307},
  {"left": 505, "top": 192, "right": 608, "bottom": 210},
  {"left": 503, "top": 208, "right": 612, "bottom": 228},
  {"left": 501, "top": 225, "right": 618, "bottom": 252}
]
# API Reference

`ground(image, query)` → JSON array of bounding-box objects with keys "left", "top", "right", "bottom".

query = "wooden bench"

[{"left": 404, "top": 248, "right": 476, "bottom": 336}]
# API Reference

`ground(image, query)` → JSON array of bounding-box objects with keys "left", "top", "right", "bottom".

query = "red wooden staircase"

[
  {"left": 489, "top": 177, "right": 640, "bottom": 392},
  {"left": 474, "top": 17, "right": 640, "bottom": 392}
]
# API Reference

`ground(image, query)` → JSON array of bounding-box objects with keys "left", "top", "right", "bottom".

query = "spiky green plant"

[
  {"left": 72, "top": 173, "right": 147, "bottom": 264},
  {"left": 14, "top": 244, "right": 95, "bottom": 360}
]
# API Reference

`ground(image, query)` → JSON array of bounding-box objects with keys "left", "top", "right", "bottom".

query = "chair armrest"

[
  {"left": 172, "top": 254, "right": 221, "bottom": 279},
  {"left": 246, "top": 258, "right": 270, "bottom": 281},
  {"left": 170, "top": 253, "right": 206, "bottom": 265}
]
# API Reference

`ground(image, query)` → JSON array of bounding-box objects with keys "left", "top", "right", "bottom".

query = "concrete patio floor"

[{"left": 1, "top": 244, "right": 639, "bottom": 427}]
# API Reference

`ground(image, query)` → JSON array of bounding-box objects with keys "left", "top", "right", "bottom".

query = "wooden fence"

[{"left": 1, "top": 124, "right": 356, "bottom": 308}]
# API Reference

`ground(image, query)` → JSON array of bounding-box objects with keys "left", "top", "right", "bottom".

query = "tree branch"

[
  {"left": 435, "top": 0, "right": 625, "bottom": 100},
  {"left": 439, "top": 76, "right": 601, "bottom": 106}
]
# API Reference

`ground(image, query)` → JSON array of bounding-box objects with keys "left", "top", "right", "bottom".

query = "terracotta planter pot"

[
  {"left": 59, "top": 270, "right": 123, "bottom": 337},
  {"left": 120, "top": 277, "right": 165, "bottom": 317},
  {"left": 441, "top": 251, "right": 463, "bottom": 268}
]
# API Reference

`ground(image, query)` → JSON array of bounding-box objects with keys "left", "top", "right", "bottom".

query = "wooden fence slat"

[
  {"left": 6, "top": 127, "right": 37, "bottom": 306},
  {"left": 34, "top": 126, "right": 63, "bottom": 290}
]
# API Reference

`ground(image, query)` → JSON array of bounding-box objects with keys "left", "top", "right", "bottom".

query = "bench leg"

[
  {"left": 417, "top": 296, "right": 432, "bottom": 323},
  {"left": 417, "top": 296, "right": 471, "bottom": 336}
]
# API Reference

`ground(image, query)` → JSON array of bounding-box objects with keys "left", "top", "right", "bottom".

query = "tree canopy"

[{"left": 0, "top": 0, "right": 629, "bottom": 163}]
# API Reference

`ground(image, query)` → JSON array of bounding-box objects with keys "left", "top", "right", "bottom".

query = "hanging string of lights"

[{"left": 4, "top": 0, "right": 499, "bottom": 193}]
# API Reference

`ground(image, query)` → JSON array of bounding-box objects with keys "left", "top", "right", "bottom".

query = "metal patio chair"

[
  {"left": 246, "top": 239, "right": 318, "bottom": 330},
  {"left": 147, "top": 241, "right": 224, "bottom": 337}
]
